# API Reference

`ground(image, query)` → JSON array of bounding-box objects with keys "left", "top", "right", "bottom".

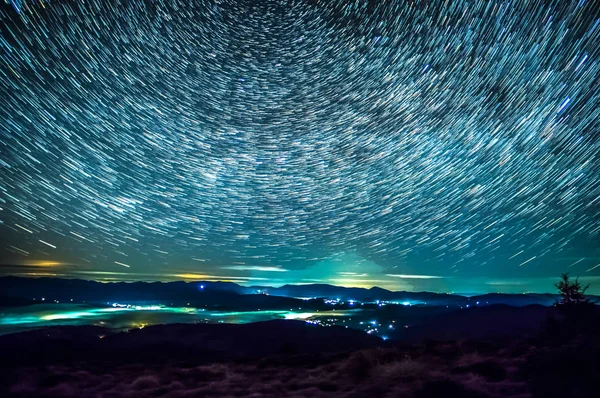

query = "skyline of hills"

[{"left": 0, "top": 276, "right": 578, "bottom": 308}]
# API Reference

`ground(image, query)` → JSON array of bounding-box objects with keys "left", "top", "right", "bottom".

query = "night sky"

[{"left": 1, "top": 0, "right": 599, "bottom": 293}]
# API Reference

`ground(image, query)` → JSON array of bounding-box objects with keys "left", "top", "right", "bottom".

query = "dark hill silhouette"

[
  {"left": 0, "top": 295, "right": 34, "bottom": 307},
  {"left": 0, "top": 276, "right": 319, "bottom": 310},
  {"left": 261, "top": 283, "right": 465, "bottom": 305},
  {"left": 395, "top": 304, "right": 556, "bottom": 342},
  {"left": 0, "top": 320, "right": 382, "bottom": 366},
  {"left": 473, "top": 293, "right": 556, "bottom": 306}
]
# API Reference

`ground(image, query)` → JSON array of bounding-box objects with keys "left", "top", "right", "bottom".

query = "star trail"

[{"left": 0, "top": 0, "right": 599, "bottom": 291}]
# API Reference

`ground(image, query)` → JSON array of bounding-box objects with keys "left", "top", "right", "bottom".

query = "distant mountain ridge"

[{"left": 0, "top": 276, "right": 567, "bottom": 307}]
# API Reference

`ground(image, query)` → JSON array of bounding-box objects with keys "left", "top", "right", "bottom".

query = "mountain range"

[{"left": 0, "top": 276, "right": 566, "bottom": 308}]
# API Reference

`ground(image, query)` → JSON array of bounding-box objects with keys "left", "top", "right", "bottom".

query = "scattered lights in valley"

[{"left": 0, "top": 0, "right": 599, "bottom": 290}]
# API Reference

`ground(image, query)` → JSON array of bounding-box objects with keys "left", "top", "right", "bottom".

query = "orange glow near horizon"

[{"left": 20, "top": 260, "right": 64, "bottom": 267}]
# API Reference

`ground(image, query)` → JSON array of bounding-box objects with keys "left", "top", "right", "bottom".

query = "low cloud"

[
  {"left": 221, "top": 266, "right": 289, "bottom": 272},
  {"left": 386, "top": 274, "right": 445, "bottom": 279}
]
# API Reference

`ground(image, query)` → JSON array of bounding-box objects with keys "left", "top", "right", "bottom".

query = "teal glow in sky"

[{"left": 1, "top": 1, "right": 599, "bottom": 293}]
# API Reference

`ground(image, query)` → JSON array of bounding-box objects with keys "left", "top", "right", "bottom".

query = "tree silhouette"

[{"left": 555, "top": 273, "right": 590, "bottom": 306}]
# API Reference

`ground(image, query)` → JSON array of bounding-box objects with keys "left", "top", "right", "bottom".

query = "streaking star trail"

[{"left": 0, "top": 0, "right": 599, "bottom": 289}]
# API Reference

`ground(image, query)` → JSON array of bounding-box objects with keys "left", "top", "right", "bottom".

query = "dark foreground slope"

[
  {"left": 0, "top": 320, "right": 381, "bottom": 366},
  {"left": 3, "top": 327, "right": 600, "bottom": 398},
  {"left": 2, "top": 306, "right": 600, "bottom": 398},
  {"left": 394, "top": 304, "right": 554, "bottom": 342}
]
